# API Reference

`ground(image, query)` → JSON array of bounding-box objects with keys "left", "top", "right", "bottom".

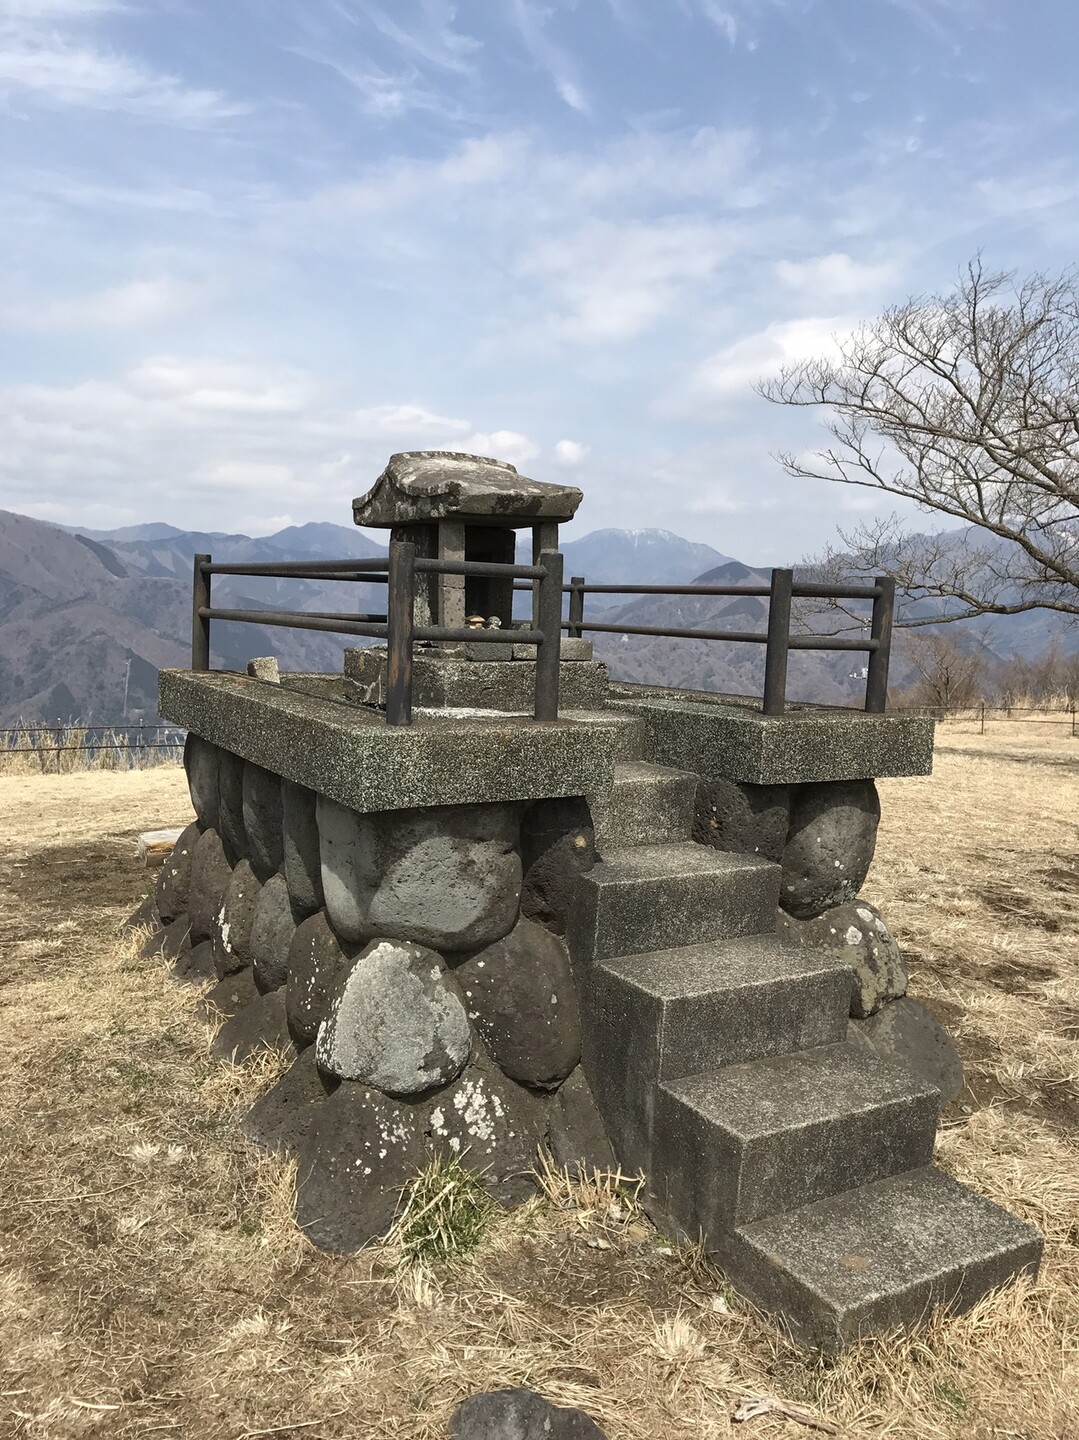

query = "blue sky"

[{"left": 3, "top": 0, "right": 1079, "bottom": 561}]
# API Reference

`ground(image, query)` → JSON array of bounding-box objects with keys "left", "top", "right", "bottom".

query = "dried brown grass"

[{"left": 0, "top": 724, "right": 1076, "bottom": 1439}]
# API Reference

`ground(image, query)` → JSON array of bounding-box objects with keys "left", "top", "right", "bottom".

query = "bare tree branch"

[{"left": 758, "top": 257, "right": 1079, "bottom": 624}]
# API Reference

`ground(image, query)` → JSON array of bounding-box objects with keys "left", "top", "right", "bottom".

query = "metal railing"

[
  {"left": 190, "top": 550, "right": 893, "bottom": 721},
  {"left": 556, "top": 569, "right": 895, "bottom": 715},
  {"left": 192, "top": 543, "right": 565, "bottom": 725}
]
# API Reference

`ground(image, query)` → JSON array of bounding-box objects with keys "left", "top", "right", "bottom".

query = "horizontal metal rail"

[
  {"left": 199, "top": 606, "right": 389, "bottom": 639},
  {"left": 415, "top": 557, "right": 546, "bottom": 580},
  {"left": 202, "top": 558, "right": 390, "bottom": 577},
  {"left": 571, "top": 619, "right": 880, "bottom": 651},
  {"left": 413, "top": 625, "right": 545, "bottom": 645}
]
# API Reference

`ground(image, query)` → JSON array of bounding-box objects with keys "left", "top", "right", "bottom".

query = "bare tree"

[
  {"left": 760, "top": 258, "right": 1079, "bottom": 625},
  {"left": 897, "top": 631, "right": 985, "bottom": 711}
]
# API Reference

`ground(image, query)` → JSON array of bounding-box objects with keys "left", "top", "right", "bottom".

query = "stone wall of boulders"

[
  {"left": 135, "top": 734, "right": 614, "bottom": 1253},
  {"left": 694, "top": 775, "right": 963, "bottom": 1102}
]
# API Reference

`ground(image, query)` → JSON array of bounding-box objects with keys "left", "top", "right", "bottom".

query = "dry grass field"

[{"left": 0, "top": 720, "right": 1076, "bottom": 1440}]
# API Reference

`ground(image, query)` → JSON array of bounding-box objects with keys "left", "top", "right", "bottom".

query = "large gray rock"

[
  {"left": 353, "top": 450, "right": 583, "bottom": 527},
  {"left": 694, "top": 777, "right": 790, "bottom": 862},
  {"left": 184, "top": 733, "right": 220, "bottom": 831},
  {"left": 211, "top": 859, "right": 262, "bottom": 978},
  {"left": 776, "top": 899, "right": 908, "bottom": 1019},
  {"left": 188, "top": 828, "right": 232, "bottom": 943},
  {"left": 293, "top": 1081, "right": 426, "bottom": 1252},
  {"left": 243, "top": 762, "right": 283, "bottom": 882},
  {"left": 199, "top": 966, "right": 259, "bottom": 1022},
  {"left": 849, "top": 997, "right": 965, "bottom": 1105},
  {"left": 216, "top": 749, "right": 248, "bottom": 867},
  {"left": 547, "top": 1067, "right": 616, "bottom": 1177},
  {"left": 124, "top": 890, "right": 160, "bottom": 931},
  {"left": 450, "top": 1388, "right": 608, "bottom": 1440},
  {"left": 781, "top": 780, "right": 880, "bottom": 919},
  {"left": 171, "top": 938, "right": 216, "bottom": 985},
  {"left": 318, "top": 798, "right": 522, "bottom": 951},
  {"left": 294, "top": 1047, "right": 550, "bottom": 1252},
  {"left": 242, "top": 1046, "right": 337, "bottom": 1155},
  {"left": 316, "top": 938, "right": 471, "bottom": 1094},
  {"left": 155, "top": 820, "right": 199, "bottom": 924},
  {"left": 139, "top": 914, "right": 191, "bottom": 962},
  {"left": 249, "top": 874, "right": 297, "bottom": 992},
  {"left": 519, "top": 797, "right": 595, "bottom": 936},
  {"left": 453, "top": 918, "right": 580, "bottom": 1088},
  {"left": 212, "top": 989, "right": 296, "bottom": 1064},
  {"left": 286, "top": 911, "right": 353, "bottom": 1045},
  {"left": 282, "top": 780, "right": 323, "bottom": 917}
]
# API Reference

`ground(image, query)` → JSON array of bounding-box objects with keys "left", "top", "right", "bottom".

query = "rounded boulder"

[
  {"left": 216, "top": 749, "right": 248, "bottom": 867},
  {"left": 212, "top": 859, "right": 261, "bottom": 977},
  {"left": 452, "top": 917, "right": 581, "bottom": 1088},
  {"left": 318, "top": 799, "right": 522, "bottom": 952},
  {"left": 315, "top": 938, "right": 471, "bottom": 1095},
  {"left": 184, "top": 733, "right": 220, "bottom": 831},
  {"left": 242, "top": 762, "right": 284, "bottom": 882},
  {"left": 249, "top": 874, "right": 298, "bottom": 992},
  {"left": 155, "top": 820, "right": 199, "bottom": 924},
  {"left": 694, "top": 777, "right": 790, "bottom": 862},
  {"left": 780, "top": 780, "right": 880, "bottom": 919},
  {"left": 777, "top": 898, "right": 907, "bottom": 1018},
  {"left": 282, "top": 780, "right": 323, "bottom": 917},
  {"left": 188, "top": 828, "right": 232, "bottom": 943},
  {"left": 286, "top": 911, "right": 354, "bottom": 1045}
]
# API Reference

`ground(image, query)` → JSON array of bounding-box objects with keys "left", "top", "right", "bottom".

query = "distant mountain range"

[{"left": 0, "top": 509, "right": 1073, "bottom": 724}]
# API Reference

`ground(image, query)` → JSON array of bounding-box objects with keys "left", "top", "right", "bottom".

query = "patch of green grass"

[
  {"left": 390, "top": 1154, "right": 496, "bottom": 1266},
  {"left": 933, "top": 1379, "right": 967, "bottom": 1415}
]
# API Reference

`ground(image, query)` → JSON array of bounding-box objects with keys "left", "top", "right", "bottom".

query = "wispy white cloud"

[
  {"left": 506, "top": 0, "right": 590, "bottom": 113},
  {"left": 774, "top": 251, "right": 899, "bottom": 302},
  {"left": 0, "top": 0, "right": 246, "bottom": 122},
  {"left": 553, "top": 438, "right": 589, "bottom": 466},
  {"left": 360, "top": 0, "right": 481, "bottom": 75}
]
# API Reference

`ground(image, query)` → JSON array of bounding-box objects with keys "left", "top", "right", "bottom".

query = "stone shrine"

[{"left": 144, "top": 450, "right": 1042, "bottom": 1353}]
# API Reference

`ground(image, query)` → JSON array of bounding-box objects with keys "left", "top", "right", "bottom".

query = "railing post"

[
  {"left": 192, "top": 553, "right": 211, "bottom": 670},
  {"left": 535, "top": 550, "right": 564, "bottom": 721},
  {"left": 386, "top": 540, "right": 416, "bottom": 727},
  {"left": 864, "top": 575, "right": 896, "bottom": 713},
  {"left": 568, "top": 576, "right": 585, "bottom": 639},
  {"left": 763, "top": 568, "right": 793, "bottom": 716}
]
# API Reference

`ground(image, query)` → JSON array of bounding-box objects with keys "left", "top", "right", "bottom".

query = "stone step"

[
  {"left": 592, "top": 761, "right": 698, "bottom": 850},
  {"left": 652, "top": 1042, "right": 940, "bottom": 1229},
  {"left": 723, "top": 1165, "right": 1044, "bottom": 1352},
  {"left": 584, "top": 937, "right": 855, "bottom": 1175},
  {"left": 571, "top": 843, "right": 780, "bottom": 963}
]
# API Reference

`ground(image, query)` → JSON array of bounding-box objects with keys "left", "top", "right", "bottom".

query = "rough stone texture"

[
  {"left": 316, "top": 938, "right": 471, "bottom": 1094},
  {"left": 249, "top": 874, "right": 297, "bottom": 993},
  {"left": 243, "top": 761, "right": 284, "bottom": 882},
  {"left": 212, "top": 989, "right": 296, "bottom": 1064},
  {"left": 780, "top": 781, "right": 881, "bottom": 920},
  {"left": 171, "top": 939, "right": 216, "bottom": 985},
  {"left": 352, "top": 450, "right": 582, "bottom": 527},
  {"left": 188, "top": 828, "right": 232, "bottom": 943},
  {"left": 344, "top": 650, "right": 609, "bottom": 713},
  {"left": 282, "top": 779, "right": 323, "bottom": 917},
  {"left": 286, "top": 911, "right": 354, "bottom": 1045},
  {"left": 547, "top": 1067, "right": 616, "bottom": 1177},
  {"left": 452, "top": 917, "right": 580, "bottom": 1088},
  {"left": 247, "top": 656, "right": 280, "bottom": 682},
  {"left": 155, "top": 820, "right": 199, "bottom": 924},
  {"left": 184, "top": 732, "right": 220, "bottom": 831},
  {"left": 139, "top": 914, "right": 191, "bottom": 961},
  {"left": 725, "top": 1165, "right": 1042, "bottom": 1352},
  {"left": 216, "top": 748, "right": 248, "bottom": 867},
  {"left": 777, "top": 899, "right": 908, "bottom": 1018},
  {"left": 607, "top": 686, "right": 935, "bottom": 784},
  {"left": 694, "top": 777, "right": 790, "bottom": 862},
  {"left": 519, "top": 796, "right": 595, "bottom": 936},
  {"left": 124, "top": 890, "right": 160, "bottom": 930},
  {"left": 592, "top": 762, "right": 696, "bottom": 851},
  {"left": 242, "top": 1046, "right": 338, "bottom": 1155},
  {"left": 318, "top": 798, "right": 523, "bottom": 951},
  {"left": 212, "top": 859, "right": 262, "bottom": 978},
  {"left": 199, "top": 967, "right": 259, "bottom": 1021},
  {"left": 848, "top": 998, "right": 965, "bottom": 1105},
  {"left": 449, "top": 1388, "right": 608, "bottom": 1440},
  {"left": 294, "top": 1046, "right": 550, "bottom": 1251},
  {"left": 159, "top": 671, "right": 624, "bottom": 814},
  {"left": 293, "top": 1081, "right": 426, "bottom": 1252}
]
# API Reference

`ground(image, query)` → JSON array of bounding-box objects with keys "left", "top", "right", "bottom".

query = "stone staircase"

[{"left": 574, "top": 755, "right": 1043, "bottom": 1352}]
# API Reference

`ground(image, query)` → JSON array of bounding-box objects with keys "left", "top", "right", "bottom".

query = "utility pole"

[{"left": 123, "top": 656, "right": 132, "bottom": 722}]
